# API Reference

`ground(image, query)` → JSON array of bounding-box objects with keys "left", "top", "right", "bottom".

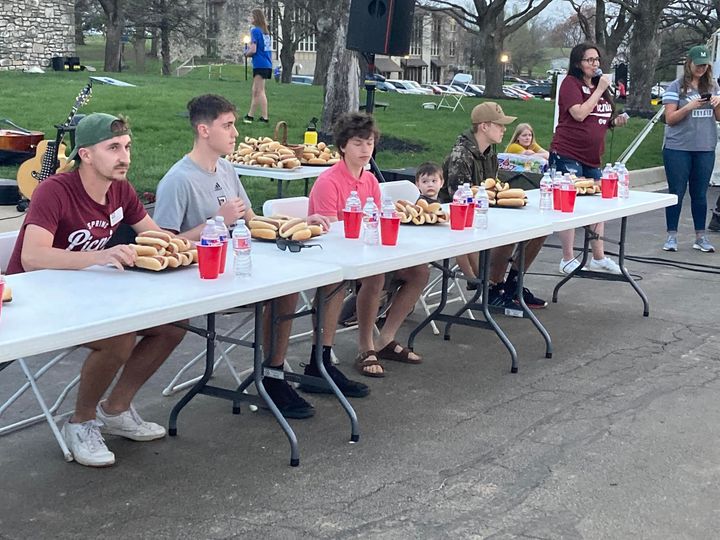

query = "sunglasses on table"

[{"left": 275, "top": 238, "right": 323, "bottom": 253}]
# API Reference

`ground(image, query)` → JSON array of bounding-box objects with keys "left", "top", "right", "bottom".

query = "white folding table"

[
  {"left": 0, "top": 255, "right": 346, "bottom": 466},
  {"left": 233, "top": 164, "right": 324, "bottom": 198},
  {"left": 253, "top": 217, "right": 555, "bottom": 373},
  {"left": 522, "top": 190, "right": 678, "bottom": 315}
]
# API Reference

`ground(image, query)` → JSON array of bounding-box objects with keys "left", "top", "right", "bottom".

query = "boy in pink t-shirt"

[{"left": 307, "top": 113, "right": 429, "bottom": 378}]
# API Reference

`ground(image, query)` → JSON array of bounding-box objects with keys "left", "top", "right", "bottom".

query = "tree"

[
  {"left": 98, "top": 0, "right": 126, "bottom": 72},
  {"left": 505, "top": 20, "right": 546, "bottom": 76},
  {"left": 320, "top": 0, "right": 358, "bottom": 135},
  {"left": 421, "top": 1, "right": 554, "bottom": 98},
  {"left": 617, "top": 0, "right": 673, "bottom": 116},
  {"left": 267, "top": 0, "right": 317, "bottom": 83},
  {"left": 568, "top": 0, "right": 634, "bottom": 73},
  {"left": 312, "top": 0, "right": 338, "bottom": 86},
  {"left": 657, "top": 1, "right": 720, "bottom": 69}
]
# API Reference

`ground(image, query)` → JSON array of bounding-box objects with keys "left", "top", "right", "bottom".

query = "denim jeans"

[
  {"left": 549, "top": 153, "right": 602, "bottom": 180},
  {"left": 662, "top": 148, "right": 715, "bottom": 232}
]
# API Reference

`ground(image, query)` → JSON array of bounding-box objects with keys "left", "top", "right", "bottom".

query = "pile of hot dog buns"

[
  {"left": 574, "top": 178, "right": 600, "bottom": 195},
  {"left": 394, "top": 199, "right": 449, "bottom": 225},
  {"left": 226, "top": 137, "right": 302, "bottom": 169},
  {"left": 129, "top": 231, "right": 197, "bottom": 271},
  {"left": 248, "top": 216, "right": 325, "bottom": 241},
  {"left": 474, "top": 178, "right": 528, "bottom": 207},
  {"left": 2, "top": 284, "right": 11, "bottom": 303},
  {"left": 299, "top": 142, "right": 341, "bottom": 166}
]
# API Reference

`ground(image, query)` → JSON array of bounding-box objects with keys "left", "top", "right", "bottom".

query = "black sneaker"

[
  {"left": 242, "top": 115, "right": 253, "bottom": 124},
  {"left": 298, "top": 358, "right": 370, "bottom": 398},
  {"left": 466, "top": 281, "right": 478, "bottom": 291},
  {"left": 486, "top": 283, "right": 508, "bottom": 307},
  {"left": 263, "top": 376, "right": 315, "bottom": 419},
  {"left": 511, "top": 286, "right": 548, "bottom": 309},
  {"left": 709, "top": 213, "right": 720, "bottom": 232},
  {"left": 258, "top": 117, "right": 269, "bottom": 124}
]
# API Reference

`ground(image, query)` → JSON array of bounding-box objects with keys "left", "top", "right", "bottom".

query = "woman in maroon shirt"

[{"left": 550, "top": 42, "right": 627, "bottom": 275}]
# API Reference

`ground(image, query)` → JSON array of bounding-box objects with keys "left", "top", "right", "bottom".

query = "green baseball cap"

[
  {"left": 67, "top": 113, "right": 131, "bottom": 160},
  {"left": 688, "top": 45, "right": 711, "bottom": 65}
]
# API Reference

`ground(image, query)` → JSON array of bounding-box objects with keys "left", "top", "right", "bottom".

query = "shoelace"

[
  {"left": 79, "top": 420, "right": 108, "bottom": 452},
  {"left": 127, "top": 405, "right": 145, "bottom": 427}
]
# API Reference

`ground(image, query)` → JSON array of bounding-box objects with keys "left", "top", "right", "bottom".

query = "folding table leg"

[
  {"left": 408, "top": 259, "right": 451, "bottom": 350},
  {"left": 514, "top": 241, "right": 553, "bottom": 359},
  {"left": 16, "top": 358, "right": 73, "bottom": 462},
  {"left": 619, "top": 217, "right": 650, "bottom": 316},
  {"left": 552, "top": 227, "right": 592, "bottom": 303}
]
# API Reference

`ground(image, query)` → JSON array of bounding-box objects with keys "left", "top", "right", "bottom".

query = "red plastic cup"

[
  {"left": 601, "top": 178, "right": 617, "bottom": 199},
  {"left": 218, "top": 240, "right": 228, "bottom": 274},
  {"left": 449, "top": 203, "right": 469, "bottom": 230},
  {"left": 464, "top": 201, "right": 476, "bottom": 227},
  {"left": 380, "top": 216, "right": 401, "bottom": 246},
  {"left": 560, "top": 189, "right": 577, "bottom": 213},
  {"left": 0, "top": 278, "right": 4, "bottom": 321},
  {"left": 197, "top": 244, "right": 222, "bottom": 279},
  {"left": 343, "top": 210, "right": 363, "bottom": 239},
  {"left": 553, "top": 187, "right": 562, "bottom": 210}
]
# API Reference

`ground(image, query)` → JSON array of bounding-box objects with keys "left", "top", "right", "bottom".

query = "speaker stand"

[{"left": 362, "top": 52, "right": 386, "bottom": 183}]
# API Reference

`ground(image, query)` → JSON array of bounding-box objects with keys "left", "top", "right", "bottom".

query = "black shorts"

[{"left": 253, "top": 68, "right": 272, "bottom": 79}]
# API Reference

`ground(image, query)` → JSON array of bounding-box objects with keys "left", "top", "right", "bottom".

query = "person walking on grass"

[
  {"left": 661, "top": 45, "right": 720, "bottom": 253},
  {"left": 243, "top": 8, "right": 272, "bottom": 125}
]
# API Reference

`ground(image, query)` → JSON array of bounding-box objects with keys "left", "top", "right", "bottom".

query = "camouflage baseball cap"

[{"left": 67, "top": 113, "right": 131, "bottom": 160}]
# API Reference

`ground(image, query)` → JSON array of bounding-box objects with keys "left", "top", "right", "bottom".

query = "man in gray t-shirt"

[
  {"left": 154, "top": 155, "right": 254, "bottom": 238},
  {"left": 155, "top": 94, "right": 367, "bottom": 420}
]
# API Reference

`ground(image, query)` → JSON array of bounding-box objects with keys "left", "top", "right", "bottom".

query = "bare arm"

[
  {"left": 20, "top": 225, "right": 136, "bottom": 272},
  {"left": 244, "top": 42, "right": 257, "bottom": 56},
  {"left": 664, "top": 99, "right": 705, "bottom": 126}
]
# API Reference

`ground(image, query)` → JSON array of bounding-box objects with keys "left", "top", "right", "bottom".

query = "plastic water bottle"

[
  {"left": 381, "top": 195, "right": 397, "bottom": 218},
  {"left": 602, "top": 163, "right": 618, "bottom": 197},
  {"left": 200, "top": 219, "right": 220, "bottom": 245},
  {"left": 615, "top": 162, "right": 630, "bottom": 199},
  {"left": 539, "top": 172, "right": 553, "bottom": 212},
  {"left": 452, "top": 184, "right": 466, "bottom": 205},
  {"left": 345, "top": 190, "right": 362, "bottom": 212},
  {"left": 232, "top": 219, "right": 252, "bottom": 277},
  {"left": 473, "top": 186, "right": 489, "bottom": 229},
  {"left": 214, "top": 216, "right": 229, "bottom": 243},
  {"left": 462, "top": 182, "right": 474, "bottom": 205},
  {"left": 362, "top": 196, "right": 379, "bottom": 245}
]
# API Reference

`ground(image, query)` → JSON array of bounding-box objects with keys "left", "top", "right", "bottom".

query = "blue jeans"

[
  {"left": 662, "top": 148, "right": 714, "bottom": 232},
  {"left": 549, "top": 153, "right": 602, "bottom": 180}
]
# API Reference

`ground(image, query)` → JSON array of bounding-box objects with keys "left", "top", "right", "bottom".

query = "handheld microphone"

[{"left": 594, "top": 68, "right": 615, "bottom": 92}]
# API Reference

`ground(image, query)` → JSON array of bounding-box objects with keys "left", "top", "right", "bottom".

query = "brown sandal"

[
  {"left": 355, "top": 350, "right": 385, "bottom": 378},
  {"left": 377, "top": 340, "right": 422, "bottom": 364}
]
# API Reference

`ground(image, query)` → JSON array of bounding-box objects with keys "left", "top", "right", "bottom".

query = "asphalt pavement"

[{"left": 1, "top": 187, "right": 719, "bottom": 539}]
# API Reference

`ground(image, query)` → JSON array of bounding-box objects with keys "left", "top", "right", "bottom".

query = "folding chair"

[
  {"left": 0, "top": 230, "right": 81, "bottom": 460},
  {"left": 437, "top": 73, "right": 473, "bottom": 112},
  {"left": 378, "top": 180, "right": 420, "bottom": 203}
]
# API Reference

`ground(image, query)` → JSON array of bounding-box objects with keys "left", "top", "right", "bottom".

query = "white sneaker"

[
  {"left": 587, "top": 256, "right": 622, "bottom": 274},
  {"left": 96, "top": 403, "right": 166, "bottom": 442},
  {"left": 559, "top": 258, "right": 582, "bottom": 274},
  {"left": 62, "top": 420, "right": 115, "bottom": 467}
]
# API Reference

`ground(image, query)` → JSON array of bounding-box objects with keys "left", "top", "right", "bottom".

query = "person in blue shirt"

[{"left": 243, "top": 8, "right": 273, "bottom": 124}]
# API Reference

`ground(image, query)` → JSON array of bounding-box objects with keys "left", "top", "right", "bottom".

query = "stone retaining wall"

[{"left": 0, "top": 0, "right": 75, "bottom": 71}]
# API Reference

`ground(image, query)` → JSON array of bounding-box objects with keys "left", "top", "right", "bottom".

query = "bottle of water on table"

[
  {"left": 473, "top": 185, "right": 489, "bottom": 229},
  {"left": 200, "top": 219, "right": 220, "bottom": 245},
  {"left": 539, "top": 172, "right": 553, "bottom": 212},
  {"left": 214, "top": 216, "right": 229, "bottom": 244},
  {"left": 615, "top": 162, "right": 630, "bottom": 199},
  {"left": 346, "top": 190, "right": 362, "bottom": 212},
  {"left": 232, "top": 219, "right": 252, "bottom": 277},
  {"left": 362, "top": 196, "right": 379, "bottom": 245},
  {"left": 381, "top": 195, "right": 397, "bottom": 218}
]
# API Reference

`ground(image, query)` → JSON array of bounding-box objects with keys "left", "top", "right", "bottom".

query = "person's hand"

[
  {"left": 307, "top": 213, "right": 331, "bottom": 231},
  {"left": 218, "top": 198, "right": 248, "bottom": 224},
  {"left": 96, "top": 245, "right": 136, "bottom": 270},
  {"left": 613, "top": 113, "right": 629, "bottom": 127},
  {"left": 710, "top": 95, "right": 720, "bottom": 108},
  {"left": 522, "top": 149, "right": 535, "bottom": 155},
  {"left": 596, "top": 75, "right": 612, "bottom": 93},
  {"left": 687, "top": 97, "right": 706, "bottom": 110}
]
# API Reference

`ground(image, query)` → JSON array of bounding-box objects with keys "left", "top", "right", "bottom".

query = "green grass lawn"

[{"left": 0, "top": 63, "right": 664, "bottom": 211}]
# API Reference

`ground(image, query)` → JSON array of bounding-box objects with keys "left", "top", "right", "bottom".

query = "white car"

[{"left": 390, "top": 80, "right": 432, "bottom": 95}]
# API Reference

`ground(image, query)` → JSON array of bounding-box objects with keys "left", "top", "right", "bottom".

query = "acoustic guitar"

[{"left": 17, "top": 82, "right": 93, "bottom": 201}]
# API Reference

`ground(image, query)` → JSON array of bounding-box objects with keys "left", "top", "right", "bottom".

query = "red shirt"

[
  {"left": 550, "top": 76, "right": 612, "bottom": 168},
  {"left": 7, "top": 170, "right": 146, "bottom": 274},
  {"left": 308, "top": 160, "right": 382, "bottom": 221}
]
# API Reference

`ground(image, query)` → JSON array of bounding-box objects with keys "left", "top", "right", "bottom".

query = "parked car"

[
  {"left": 291, "top": 75, "right": 313, "bottom": 85},
  {"left": 451, "top": 83, "right": 483, "bottom": 97},
  {"left": 390, "top": 80, "right": 432, "bottom": 95},
  {"left": 504, "top": 76, "right": 528, "bottom": 85},
  {"left": 525, "top": 83, "right": 553, "bottom": 98},
  {"left": 422, "top": 83, "right": 444, "bottom": 94},
  {"left": 505, "top": 86, "right": 534, "bottom": 100},
  {"left": 436, "top": 84, "right": 473, "bottom": 96},
  {"left": 377, "top": 80, "right": 398, "bottom": 92}
]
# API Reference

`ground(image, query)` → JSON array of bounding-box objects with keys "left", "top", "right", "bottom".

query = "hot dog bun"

[
  {"left": 135, "top": 236, "right": 169, "bottom": 249},
  {"left": 291, "top": 228, "right": 312, "bottom": 241},
  {"left": 135, "top": 256, "right": 168, "bottom": 271},
  {"left": 249, "top": 220, "right": 278, "bottom": 231},
  {"left": 416, "top": 199, "right": 429, "bottom": 211},
  {"left": 138, "top": 230, "right": 173, "bottom": 243},
  {"left": 496, "top": 198, "right": 526, "bottom": 207},
  {"left": 165, "top": 254, "right": 181, "bottom": 268},
  {"left": 279, "top": 218, "right": 306, "bottom": 238},
  {"left": 427, "top": 202, "right": 442, "bottom": 214},
  {"left": 2, "top": 285, "right": 12, "bottom": 303},
  {"left": 130, "top": 244, "right": 159, "bottom": 257},
  {"left": 308, "top": 225, "right": 323, "bottom": 236},
  {"left": 251, "top": 228, "right": 277, "bottom": 240},
  {"left": 497, "top": 189, "right": 526, "bottom": 199}
]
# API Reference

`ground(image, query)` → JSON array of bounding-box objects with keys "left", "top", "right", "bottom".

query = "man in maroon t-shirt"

[{"left": 9, "top": 113, "right": 185, "bottom": 467}]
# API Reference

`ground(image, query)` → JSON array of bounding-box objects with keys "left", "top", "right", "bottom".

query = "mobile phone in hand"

[{"left": 700, "top": 93, "right": 712, "bottom": 101}]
